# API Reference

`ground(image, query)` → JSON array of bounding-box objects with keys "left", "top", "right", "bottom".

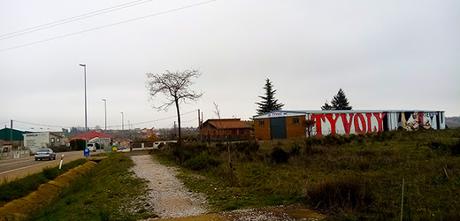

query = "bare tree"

[
  {"left": 213, "top": 102, "right": 221, "bottom": 119},
  {"left": 146, "top": 70, "right": 202, "bottom": 144},
  {"left": 214, "top": 102, "right": 232, "bottom": 170}
]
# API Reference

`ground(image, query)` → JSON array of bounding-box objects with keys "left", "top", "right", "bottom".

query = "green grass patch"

[
  {"left": 31, "top": 153, "right": 156, "bottom": 221},
  {"left": 154, "top": 128, "right": 460, "bottom": 220},
  {"left": 0, "top": 158, "right": 87, "bottom": 206}
]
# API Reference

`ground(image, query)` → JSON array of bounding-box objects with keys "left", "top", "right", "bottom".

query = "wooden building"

[
  {"left": 200, "top": 119, "right": 252, "bottom": 141},
  {"left": 254, "top": 111, "right": 307, "bottom": 140}
]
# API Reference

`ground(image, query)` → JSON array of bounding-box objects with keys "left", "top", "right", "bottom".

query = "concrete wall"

[{"left": 24, "top": 132, "right": 50, "bottom": 153}]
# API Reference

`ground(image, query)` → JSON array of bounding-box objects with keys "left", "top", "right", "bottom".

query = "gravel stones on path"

[{"left": 131, "top": 155, "right": 208, "bottom": 219}]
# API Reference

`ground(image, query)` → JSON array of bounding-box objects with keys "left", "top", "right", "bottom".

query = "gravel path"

[{"left": 131, "top": 155, "right": 208, "bottom": 219}]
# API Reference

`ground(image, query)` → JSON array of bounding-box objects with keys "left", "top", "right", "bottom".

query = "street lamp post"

[
  {"left": 102, "top": 99, "right": 107, "bottom": 131},
  {"left": 120, "top": 112, "right": 124, "bottom": 131},
  {"left": 79, "top": 64, "right": 88, "bottom": 131}
]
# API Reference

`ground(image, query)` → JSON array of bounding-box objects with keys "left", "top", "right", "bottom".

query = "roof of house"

[
  {"left": 0, "top": 128, "right": 26, "bottom": 141},
  {"left": 202, "top": 119, "right": 252, "bottom": 129},
  {"left": 254, "top": 110, "right": 445, "bottom": 119},
  {"left": 71, "top": 131, "right": 111, "bottom": 141}
]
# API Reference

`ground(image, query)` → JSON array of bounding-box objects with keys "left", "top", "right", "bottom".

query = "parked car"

[
  {"left": 116, "top": 147, "right": 130, "bottom": 152},
  {"left": 34, "top": 148, "right": 56, "bottom": 161}
]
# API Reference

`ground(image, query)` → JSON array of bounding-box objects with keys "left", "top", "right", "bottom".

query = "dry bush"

[{"left": 307, "top": 176, "right": 373, "bottom": 212}]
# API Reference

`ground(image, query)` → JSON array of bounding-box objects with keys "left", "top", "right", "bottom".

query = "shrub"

[
  {"left": 289, "top": 143, "right": 301, "bottom": 156},
  {"left": 307, "top": 176, "right": 372, "bottom": 212},
  {"left": 183, "top": 152, "right": 221, "bottom": 170},
  {"left": 305, "top": 137, "right": 322, "bottom": 147},
  {"left": 171, "top": 143, "right": 207, "bottom": 164},
  {"left": 233, "top": 141, "right": 259, "bottom": 153},
  {"left": 428, "top": 139, "right": 460, "bottom": 156},
  {"left": 270, "top": 147, "right": 289, "bottom": 164},
  {"left": 428, "top": 140, "right": 443, "bottom": 150},
  {"left": 42, "top": 168, "right": 60, "bottom": 180},
  {"left": 449, "top": 140, "right": 460, "bottom": 156}
]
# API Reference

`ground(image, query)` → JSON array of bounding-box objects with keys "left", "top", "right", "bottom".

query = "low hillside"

[
  {"left": 446, "top": 116, "right": 460, "bottom": 128},
  {"left": 155, "top": 129, "right": 460, "bottom": 220}
]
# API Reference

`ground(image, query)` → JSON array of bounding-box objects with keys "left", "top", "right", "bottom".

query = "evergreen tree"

[
  {"left": 321, "top": 100, "right": 333, "bottom": 110},
  {"left": 331, "top": 88, "right": 352, "bottom": 110},
  {"left": 256, "top": 78, "right": 284, "bottom": 115}
]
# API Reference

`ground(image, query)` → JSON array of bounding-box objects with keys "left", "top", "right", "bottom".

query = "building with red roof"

[
  {"left": 200, "top": 119, "right": 252, "bottom": 141},
  {"left": 70, "top": 130, "right": 112, "bottom": 150},
  {"left": 71, "top": 131, "right": 111, "bottom": 141}
]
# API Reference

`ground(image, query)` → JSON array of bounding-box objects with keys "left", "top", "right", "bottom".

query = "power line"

[
  {"left": 13, "top": 120, "right": 72, "bottom": 129},
  {"left": 0, "top": 0, "right": 217, "bottom": 53},
  {"left": 0, "top": 0, "right": 153, "bottom": 41},
  {"left": 105, "top": 109, "right": 198, "bottom": 128},
  {"left": 11, "top": 109, "right": 199, "bottom": 130}
]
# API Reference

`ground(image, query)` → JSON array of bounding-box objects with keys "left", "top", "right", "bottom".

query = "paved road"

[{"left": 0, "top": 151, "right": 84, "bottom": 182}]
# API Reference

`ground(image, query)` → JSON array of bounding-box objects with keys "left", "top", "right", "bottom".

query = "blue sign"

[{"left": 84, "top": 148, "right": 90, "bottom": 157}]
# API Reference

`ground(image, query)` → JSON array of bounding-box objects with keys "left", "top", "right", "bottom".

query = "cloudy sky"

[{"left": 0, "top": 0, "right": 459, "bottom": 131}]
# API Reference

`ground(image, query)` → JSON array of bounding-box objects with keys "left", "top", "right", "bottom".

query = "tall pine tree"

[
  {"left": 256, "top": 78, "right": 284, "bottom": 115},
  {"left": 321, "top": 89, "right": 352, "bottom": 110},
  {"left": 331, "top": 88, "right": 352, "bottom": 110}
]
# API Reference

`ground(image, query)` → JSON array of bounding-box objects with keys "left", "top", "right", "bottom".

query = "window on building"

[
  {"left": 57, "top": 138, "right": 60, "bottom": 142},
  {"left": 51, "top": 138, "right": 55, "bottom": 143},
  {"left": 258, "top": 120, "right": 265, "bottom": 127},
  {"left": 293, "top": 117, "right": 300, "bottom": 125}
]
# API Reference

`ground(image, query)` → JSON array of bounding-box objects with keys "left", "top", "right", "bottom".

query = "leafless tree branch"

[{"left": 146, "top": 69, "right": 203, "bottom": 143}]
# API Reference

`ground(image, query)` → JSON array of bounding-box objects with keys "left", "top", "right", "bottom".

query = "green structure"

[{"left": 0, "top": 128, "right": 25, "bottom": 141}]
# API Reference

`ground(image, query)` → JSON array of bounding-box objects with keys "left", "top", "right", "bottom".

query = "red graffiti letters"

[
  {"left": 325, "top": 113, "right": 340, "bottom": 135},
  {"left": 310, "top": 112, "right": 385, "bottom": 137},
  {"left": 340, "top": 113, "right": 354, "bottom": 135}
]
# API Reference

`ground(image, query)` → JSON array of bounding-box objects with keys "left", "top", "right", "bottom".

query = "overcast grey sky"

[{"left": 1, "top": 0, "right": 459, "bottom": 131}]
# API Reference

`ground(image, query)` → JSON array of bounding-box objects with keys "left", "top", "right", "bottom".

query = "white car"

[{"left": 34, "top": 148, "right": 56, "bottom": 161}]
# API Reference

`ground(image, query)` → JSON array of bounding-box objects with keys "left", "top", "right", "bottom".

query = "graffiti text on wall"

[{"left": 309, "top": 113, "right": 386, "bottom": 137}]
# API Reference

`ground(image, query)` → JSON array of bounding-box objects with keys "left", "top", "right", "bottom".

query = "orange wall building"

[{"left": 254, "top": 111, "right": 306, "bottom": 140}]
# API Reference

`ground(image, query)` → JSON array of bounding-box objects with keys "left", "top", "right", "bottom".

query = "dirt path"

[{"left": 131, "top": 155, "right": 208, "bottom": 219}]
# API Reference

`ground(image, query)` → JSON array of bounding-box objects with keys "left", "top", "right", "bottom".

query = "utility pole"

[
  {"left": 173, "top": 121, "right": 177, "bottom": 138},
  {"left": 10, "top": 120, "right": 13, "bottom": 143},
  {"left": 120, "top": 112, "right": 124, "bottom": 131},
  {"left": 79, "top": 64, "right": 88, "bottom": 131},
  {"left": 102, "top": 99, "right": 107, "bottom": 131},
  {"left": 198, "top": 109, "right": 201, "bottom": 141},
  {"left": 198, "top": 109, "right": 201, "bottom": 128}
]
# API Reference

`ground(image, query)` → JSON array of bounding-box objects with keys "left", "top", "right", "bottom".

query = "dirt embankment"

[{"left": 0, "top": 161, "right": 96, "bottom": 221}]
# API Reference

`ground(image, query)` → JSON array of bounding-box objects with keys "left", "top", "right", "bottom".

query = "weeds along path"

[{"left": 131, "top": 155, "right": 208, "bottom": 219}]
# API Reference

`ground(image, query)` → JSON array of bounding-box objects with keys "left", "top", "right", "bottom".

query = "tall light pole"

[
  {"left": 120, "top": 112, "right": 124, "bottom": 131},
  {"left": 102, "top": 99, "right": 107, "bottom": 131},
  {"left": 79, "top": 64, "right": 88, "bottom": 131}
]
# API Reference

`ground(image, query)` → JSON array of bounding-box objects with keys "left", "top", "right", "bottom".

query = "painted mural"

[
  {"left": 398, "top": 112, "right": 438, "bottom": 131},
  {"left": 308, "top": 112, "right": 386, "bottom": 137}
]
